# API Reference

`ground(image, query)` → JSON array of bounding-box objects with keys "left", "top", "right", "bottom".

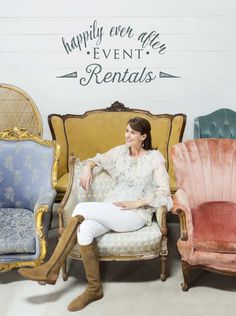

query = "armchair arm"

[
  {"left": 155, "top": 205, "right": 168, "bottom": 236},
  {"left": 32, "top": 190, "right": 56, "bottom": 264},
  {"left": 34, "top": 189, "right": 57, "bottom": 234},
  {"left": 58, "top": 156, "right": 110, "bottom": 235},
  {"left": 33, "top": 190, "right": 57, "bottom": 213},
  {"left": 172, "top": 189, "right": 193, "bottom": 241}
]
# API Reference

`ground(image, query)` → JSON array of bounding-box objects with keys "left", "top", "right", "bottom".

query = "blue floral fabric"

[
  {"left": 0, "top": 140, "right": 56, "bottom": 261},
  {"left": 0, "top": 208, "right": 35, "bottom": 254},
  {"left": 0, "top": 141, "right": 54, "bottom": 210}
]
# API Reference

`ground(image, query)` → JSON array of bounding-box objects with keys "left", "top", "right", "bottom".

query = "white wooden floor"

[{"left": 1, "top": 222, "right": 236, "bottom": 316}]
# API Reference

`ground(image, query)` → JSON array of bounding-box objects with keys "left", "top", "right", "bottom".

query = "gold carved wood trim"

[{"left": 0, "top": 205, "right": 49, "bottom": 272}]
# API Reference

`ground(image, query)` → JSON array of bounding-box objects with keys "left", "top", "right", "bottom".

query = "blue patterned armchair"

[
  {"left": 0, "top": 128, "right": 60, "bottom": 272},
  {"left": 194, "top": 108, "right": 236, "bottom": 139}
]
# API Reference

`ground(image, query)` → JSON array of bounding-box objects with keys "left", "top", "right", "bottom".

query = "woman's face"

[{"left": 125, "top": 124, "right": 146, "bottom": 149}]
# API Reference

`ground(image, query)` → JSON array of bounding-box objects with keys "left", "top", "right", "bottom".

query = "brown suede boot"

[
  {"left": 67, "top": 241, "right": 103, "bottom": 312},
  {"left": 18, "top": 215, "right": 84, "bottom": 285}
]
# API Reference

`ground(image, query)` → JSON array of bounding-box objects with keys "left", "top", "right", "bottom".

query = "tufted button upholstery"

[{"left": 194, "top": 108, "right": 236, "bottom": 139}]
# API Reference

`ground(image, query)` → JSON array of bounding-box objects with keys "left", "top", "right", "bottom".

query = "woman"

[{"left": 19, "top": 117, "right": 172, "bottom": 311}]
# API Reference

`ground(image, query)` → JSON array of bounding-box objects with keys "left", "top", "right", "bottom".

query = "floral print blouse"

[{"left": 89, "top": 144, "right": 172, "bottom": 225}]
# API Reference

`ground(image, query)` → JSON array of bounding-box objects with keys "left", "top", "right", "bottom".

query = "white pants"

[{"left": 72, "top": 202, "right": 145, "bottom": 245}]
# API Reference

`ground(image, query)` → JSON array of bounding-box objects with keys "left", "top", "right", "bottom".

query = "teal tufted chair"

[
  {"left": 0, "top": 128, "right": 60, "bottom": 272},
  {"left": 194, "top": 108, "right": 236, "bottom": 139}
]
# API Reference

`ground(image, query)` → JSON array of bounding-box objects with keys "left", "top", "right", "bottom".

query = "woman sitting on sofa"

[{"left": 19, "top": 117, "right": 172, "bottom": 312}]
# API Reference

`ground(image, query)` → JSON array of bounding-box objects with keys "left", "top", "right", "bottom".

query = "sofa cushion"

[
  {"left": 70, "top": 221, "right": 162, "bottom": 258},
  {"left": 192, "top": 201, "right": 236, "bottom": 253},
  {"left": 0, "top": 208, "right": 35, "bottom": 254}
]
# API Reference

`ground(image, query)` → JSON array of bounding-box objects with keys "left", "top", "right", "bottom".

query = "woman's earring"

[{"left": 142, "top": 141, "right": 144, "bottom": 147}]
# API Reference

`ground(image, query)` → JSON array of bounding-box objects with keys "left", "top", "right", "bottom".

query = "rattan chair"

[{"left": 0, "top": 83, "right": 43, "bottom": 136}]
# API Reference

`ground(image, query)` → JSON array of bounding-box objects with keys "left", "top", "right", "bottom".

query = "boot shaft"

[{"left": 79, "top": 241, "right": 101, "bottom": 291}]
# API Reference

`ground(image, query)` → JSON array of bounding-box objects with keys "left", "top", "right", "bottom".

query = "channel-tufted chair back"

[
  {"left": 171, "top": 138, "right": 236, "bottom": 290},
  {"left": 171, "top": 138, "right": 236, "bottom": 208},
  {"left": 194, "top": 108, "right": 236, "bottom": 139}
]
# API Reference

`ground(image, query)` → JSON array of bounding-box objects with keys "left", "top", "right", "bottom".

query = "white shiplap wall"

[{"left": 0, "top": 0, "right": 235, "bottom": 139}]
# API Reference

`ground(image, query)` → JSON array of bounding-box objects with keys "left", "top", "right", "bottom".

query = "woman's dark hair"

[{"left": 128, "top": 117, "right": 153, "bottom": 150}]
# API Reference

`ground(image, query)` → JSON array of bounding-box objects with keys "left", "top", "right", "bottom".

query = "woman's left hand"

[{"left": 113, "top": 200, "right": 145, "bottom": 210}]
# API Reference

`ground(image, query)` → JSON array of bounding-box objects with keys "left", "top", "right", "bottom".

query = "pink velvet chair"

[{"left": 171, "top": 138, "right": 236, "bottom": 290}]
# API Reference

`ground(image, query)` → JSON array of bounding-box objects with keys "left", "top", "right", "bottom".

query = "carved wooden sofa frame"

[{"left": 49, "top": 102, "right": 186, "bottom": 281}]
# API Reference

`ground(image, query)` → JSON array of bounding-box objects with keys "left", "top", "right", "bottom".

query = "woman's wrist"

[
  {"left": 84, "top": 160, "right": 96, "bottom": 171},
  {"left": 137, "top": 199, "right": 147, "bottom": 208}
]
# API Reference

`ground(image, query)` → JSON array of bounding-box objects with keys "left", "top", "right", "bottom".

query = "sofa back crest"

[{"left": 48, "top": 102, "right": 186, "bottom": 193}]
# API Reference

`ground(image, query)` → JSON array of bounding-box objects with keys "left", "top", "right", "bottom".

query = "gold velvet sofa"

[
  {"left": 48, "top": 101, "right": 187, "bottom": 201},
  {"left": 49, "top": 101, "right": 186, "bottom": 281}
]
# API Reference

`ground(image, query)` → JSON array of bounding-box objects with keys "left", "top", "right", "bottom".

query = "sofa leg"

[
  {"left": 181, "top": 260, "right": 190, "bottom": 291},
  {"left": 160, "top": 254, "right": 167, "bottom": 281},
  {"left": 62, "top": 260, "right": 68, "bottom": 281}
]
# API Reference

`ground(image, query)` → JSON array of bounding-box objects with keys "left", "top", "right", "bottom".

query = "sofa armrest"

[
  {"left": 59, "top": 156, "right": 84, "bottom": 233},
  {"left": 63, "top": 159, "right": 81, "bottom": 209},
  {"left": 155, "top": 205, "right": 168, "bottom": 236},
  {"left": 172, "top": 189, "right": 193, "bottom": 241}
]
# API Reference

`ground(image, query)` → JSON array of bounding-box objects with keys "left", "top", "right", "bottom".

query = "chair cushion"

[
  {"left": 0, "top": 208, "right": 35, "bottom": 254},
  {"left": 71, "top": 221, "right": 162, "bottom": 258},
  {"left": 192, "top": 201, "right": 236, "bottom": 253}
]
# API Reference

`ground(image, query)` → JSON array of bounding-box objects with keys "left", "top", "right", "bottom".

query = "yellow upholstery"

[
  {"left": 48, "top": 103, "right": 186, "bottom": 198},
  {"left": 49, "top": 115, "right": 68, "bottom": 179},
  {"left": 56, "top": 173, "right": 70, "bottom": 192}
]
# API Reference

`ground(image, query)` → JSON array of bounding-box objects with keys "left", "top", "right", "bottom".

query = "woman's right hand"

[{"left": 80, "top": 165, "right": 93, "bottom": 192}]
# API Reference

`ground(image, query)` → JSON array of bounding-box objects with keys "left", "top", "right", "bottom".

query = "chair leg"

[
  {"left": 160, "top": 254, "right": 167, "bottom": 281},
  {"left": 181, "top": 260, "right": 190, "bottom": 291},
  {"left": 62, "top": 260, "right": 68, "bottom": 281}
]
